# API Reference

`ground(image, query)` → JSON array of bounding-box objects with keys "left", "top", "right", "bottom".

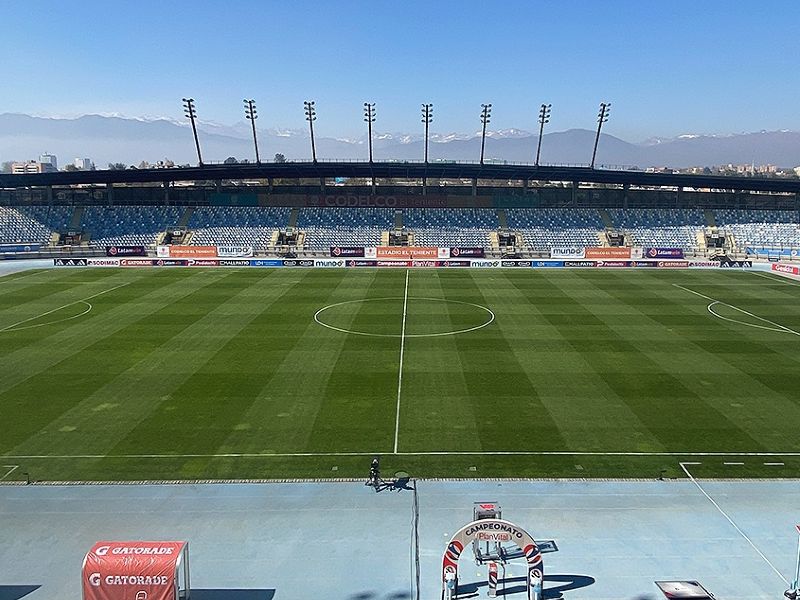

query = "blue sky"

[{"left": 3, "top": 0, "right": 799, "bottom": 141}]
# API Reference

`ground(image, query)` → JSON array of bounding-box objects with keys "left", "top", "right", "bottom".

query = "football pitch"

[{"left": 1, "top": 266, "right": 799, "bottom": 482}]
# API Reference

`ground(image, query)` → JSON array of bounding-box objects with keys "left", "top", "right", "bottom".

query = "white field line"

[
  {"left": 680, "top": 462, "right": 789, "bottom": 585},
  {"left": 0, "top": 283, "right": 129, "bottom": 332},
  {"left": 4, "top": 451, "right": 800, "bottom": 459},
  {"left": 0, "top": 465, "right": 19, "bottom": 481},
  {"left": 751, "top": 271, "right": 800, "bottom": 286},
  {"left": 393, "top": 269, "right": 410, "bottom": 454},
  {"left": 673, "top": 283, "right": 800, "bottom": 336}
]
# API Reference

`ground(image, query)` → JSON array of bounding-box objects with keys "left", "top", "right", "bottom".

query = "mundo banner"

[
  {"left": 550, "top": 247, "right": 585, "bottom": 259},
  {"left": 217, "top": 246, "right": 253, "bottom": 258}
]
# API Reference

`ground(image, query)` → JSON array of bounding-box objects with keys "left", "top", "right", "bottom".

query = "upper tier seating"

[
  {"left": 189, "top": 206, "right": 291, "bottom": 249},
  {"left": 297, "top": 207, "right": 393, "bottom": 251},
  {"left": 0, "top": 206, "right": 71, "bottom": 244},
  {"left": 714, "top": 209, "right": 800, "bottom": 251},
  {"left": 402, "top": 208, "right": 497, "bottom": 247},
  {"left": 505, "top": 208, "right": 602, "bottom": 250},
  {"left": 82, "top": 205, "right": 184, "bottom": 247},
  {"left": 607, "top": 208, "right": 704, "bottom": 251}
]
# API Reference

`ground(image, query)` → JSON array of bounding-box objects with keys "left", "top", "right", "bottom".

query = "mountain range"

[{"left": 2, "top": 113, "right": 800, "bottom": 170}]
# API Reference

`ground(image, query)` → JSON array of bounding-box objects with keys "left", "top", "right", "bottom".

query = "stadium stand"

[
  {"left": 0, "top": 205, "right": 71, "bottom": 244},
  {"left": 505, "top": 208, "right": 603, "bottom": 251},
  {"left": 189, "top": 206, "right": 291, "bottom": 249},
  {"left": 297, "top": 207, "right": 393, "bottom": 251},
  {"left": 714, "top": 209, "right": 800, "bottom": 253},
  {"left": 402, "top": 208, "right": 498, "bottom": 247},
  {"left": 607, "top": 208, "right": 705, "bottom": 251},
  {"left": 81, "top": 205, "right": 185, "bottom": 247}
]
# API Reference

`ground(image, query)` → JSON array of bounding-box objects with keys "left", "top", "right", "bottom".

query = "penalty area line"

[
  {"left": 680, "top": 461, "right": 788, "bottom": 585},
  {"left": 0, "top": 465, "right": 19, "bottom": 481}
]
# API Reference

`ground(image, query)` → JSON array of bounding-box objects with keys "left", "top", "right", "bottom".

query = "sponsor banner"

[
  {"left": 645, "top": 247, "right": 685, "bottom": 259},
  {"left": 501, "top": 260, "right": 533, "bottom": 267},
  {"left": 53, "top": 258, "right": 87, "bottom": 267},
  {"left": 439, "top": 260, "right": 471, "bottom": 267},
  {"left": 105, "top": 245, "right": 145, "bottom": 257},
  {"left": 1, "top": 243, "right": 41, "bottom": 253},
  {"left": 531, "top": 260, "right": 565, "bottom": 268},
  {"left": 314, "top": 259, "right": 345, "bottom": 268},
  {"left": 719, "top": 260, "right": 753, "bottom": 268},
  {"left": 217, "top": 245, "right": 253, "bottom": 258},
  {"left": 564, "top": 260, "right": 596, "bottom": 268},
  {"left": 121, "top": 259, "right": 155, "bottom": 267},
  {"left": 585, "top": 247, "right": 631, "bottom": 259},
  {"left": 282, "top": 259, "right": 314, "bottom": 267},
  {"left": 595, "top": 260, "right": 630, "bottom": 268},
  {"left": 412, "top": 260, "right": 438, "bottom": 268},
  {"left": 188, "top": 259, "right": 219, "bottom": 267},
  {"left": 550, "top": 246, "right": 585, "bottom": 259},
  {"left": 450, "top": 247, "right": 485, "bottom": 258},
  {"left": 346, "top": 259, "right": 377, "bottom": 267},
  {"left": 656, "top": 260, "right": 689, "bottom": 268},
  {"left": 330, "top": 246, "right": 365, "bottom": 257},
  {"left": 83, "top": 541, "right": 185, "bottom": 600},
  {"left": 86, "top": 258, "right": 120, "bottom": 267},
  {"left": 219, "top": 259, "right": 251, "bottom": 267},
  {"left": 470, "top": 260, "right": 500, "bottom": 268},
  {"left": 376, "top": 246, "right": 439, "bottom": 260},
  {"left": 154, "top": 259, "right": 188, "bottom": 267},
  {"left": 630, "top": 260, "right": 657, "bottom": 267},
  {"left": 157, "top": 245, "right": 217, "bottom": 258},
  {"left": 772, "top": 263, "right": 800, "bottom": 276},
  {"left": 689, "top": 261, "right": 720, "bottom": 268},
  {"left": 377, "top": 260, "right": 412, "bottom": 267},
  {"left": 250, "top": 259, "right": 284, "bottom": 267}
]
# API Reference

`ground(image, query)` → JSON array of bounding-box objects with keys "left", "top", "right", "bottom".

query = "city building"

[
  {"left": 11, "top": 160, "right": 49, "bottom": 174},
  {"left": 38, "top": 153, "right": 58, "bottom": 172},
  {"left": 74, "top": 158, "right": 94, "bottom": 170}
]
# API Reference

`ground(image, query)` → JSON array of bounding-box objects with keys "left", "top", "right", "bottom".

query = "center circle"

[{"left": 313, "top": 297, "right": 495, "bottom": 338}]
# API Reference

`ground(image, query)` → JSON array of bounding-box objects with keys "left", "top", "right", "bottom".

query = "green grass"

[{"left": 1, "top": 266, "right": 800, "bottom": 482}]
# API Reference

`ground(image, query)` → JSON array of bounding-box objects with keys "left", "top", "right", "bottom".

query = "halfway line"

[{"left": 393, "top": 269, "right": 409, "bottom": 454}]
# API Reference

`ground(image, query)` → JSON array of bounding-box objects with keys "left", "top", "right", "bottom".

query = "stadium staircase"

[
  {"left": 68, "top": 207, "right": 84, "bottom": 231},
  {"left": 288, "top": 208, "right": 299, "bottom": 229},
  {"left": 598, "top": 209, "right": 614, "bottom": 229},
  {"left": 704, "top": 209, "right": 716, "bottom": 227},
  {"left": 178, "top": 207, "right": 194, "bottom": 228},
  {"left": 496, "top": 209, "right": 508, "bottom": 229}
]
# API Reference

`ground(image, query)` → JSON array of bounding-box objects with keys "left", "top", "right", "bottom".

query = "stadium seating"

[
  {"left": 607, "top": 208, "right": 704, "bottom": 251},
  {"left": 81, "top": 205, "right": 185, "bottom": 247},
  {"left": 297, "top": 207, "right": 394, "bottom": 251},
  {"left": 505, "top": 208, "right": 602, "bottom": 250},
  {"left": 189, "top": 206, "right": 291, "bottom": 249},
  {"left": 714, "top": 209, "right": 800, "bottom": 252},
  {"left": 0, "top": 206, "right": 71, "bottom": 244},
  {"left": 402, "top": 208, "right": 498, "bottom": 247}
]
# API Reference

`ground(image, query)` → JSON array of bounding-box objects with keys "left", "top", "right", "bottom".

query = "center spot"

[{"left": 314, "top": 297, "right": 494, "bottom": 338}]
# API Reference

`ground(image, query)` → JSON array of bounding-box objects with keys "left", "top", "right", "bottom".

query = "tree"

[
  {"left": 1, "top": 161, "right": 13, "bottom": 173},
  {"left": 223, "top": 156, "right": 238, "bottom": 164},
  {"left": 274, "top": 153, "right": 286, "bottom": 163},
  {"left": 108, "top": 162, "right": 127, "bottom": 170}
]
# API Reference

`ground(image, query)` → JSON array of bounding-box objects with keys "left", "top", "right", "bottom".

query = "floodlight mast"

[
  {"left": 421, "top": 103, "right": 434, "bottom": 163},
  {"left": 244, "top": 99, "right": 260, "bottom": 164},
  {"left": 535, "top": 103, "right": 551, "bottom": 167},
  {"left": 590, "top": 102, "right": 611, "bottom": 169},
  {"left": 479, "top": 103, "right": 492, "bottom": 165},
  {"left": 364, "top": 102, "right": 376, "bottom": 163},
  {"left": 304, "top": 100, "right": 317, "bottom": 163},
  {"left": 182, "top": 98, "right": 203, "bottom": 166}
]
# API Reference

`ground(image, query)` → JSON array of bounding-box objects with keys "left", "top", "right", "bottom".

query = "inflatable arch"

[{"left": 441, "top": 518, "right": 543, "bottom": 600}]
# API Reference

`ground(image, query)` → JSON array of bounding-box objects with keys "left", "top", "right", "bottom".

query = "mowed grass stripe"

[
  {"left": 0, "top": 269, "right": 238, "bottom": 450},
  {"left": 306, "top": 269, "right": 404, "bottom": 452},
  {"left": 396, "top": 270, "right": 482, "bottom": 453},
  {"left": 486, "top": 270, "right": 664, "bottom": 453},
  {"left": 216, "top": 270, "right": 391, "bottom": 457},
  {"left": 8, "top": 268, "right": 290, "bottom": 459}
]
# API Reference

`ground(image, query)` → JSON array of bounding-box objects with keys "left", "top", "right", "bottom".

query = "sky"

[{"left": 3, "top": 0, "right": 800, "bottom": 142}]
